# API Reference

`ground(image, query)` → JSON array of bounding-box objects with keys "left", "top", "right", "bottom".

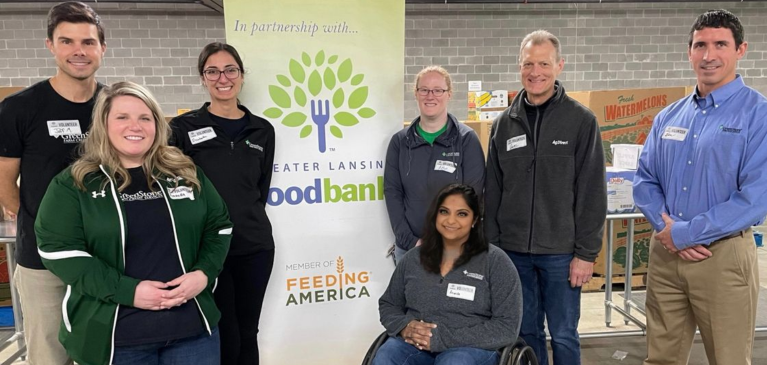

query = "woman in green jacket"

[{"left": 35, "top": 81, "right": 233, "bottom": 365}]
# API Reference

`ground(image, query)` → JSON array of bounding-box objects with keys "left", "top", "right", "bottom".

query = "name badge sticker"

[
  {"left": 446, "top": 283, "right": 476, "bottom": 301},
  {"left": 168, "top": 186, "right": 195, "bottom": 201},
  {"left": 661, "top": 126, "right": 689, "bottom": 142},
  {"left": 47, "top": 120, "right": 82, "bottom": 138},
  {"left": 188, "top": 127, "right": 217, "bottom": 145},
  {"left": 506, "top": 135, "right": 527, "bottom": 151},
  {"left": 434, "top": 160, "right": 457, "bottom": 173}
]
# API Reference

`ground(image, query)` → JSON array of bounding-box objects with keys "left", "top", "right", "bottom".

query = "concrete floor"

[{"left": 2, "top": 246, "right": 766, "bottom": 364}]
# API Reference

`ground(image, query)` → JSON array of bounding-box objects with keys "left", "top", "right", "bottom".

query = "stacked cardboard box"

[
  {"left": 594, "top": 217, "right": 653, "bottom": 276},
  {"left": 0, "top": 87, "right": 24, "bottom": 102},
  {"left": 468, "top": 90, "right": 509, "bottom": 122},
  {"left": 569, "top": 87, "right": 688, "bottom": 278},
  {"left": 569, "top": 87, "right": 687, "bottom": 165}
]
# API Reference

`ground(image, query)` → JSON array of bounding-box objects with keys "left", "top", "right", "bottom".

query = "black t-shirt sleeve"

[{"left": 0, "top": 99, "right": 26, "bottom": 157}]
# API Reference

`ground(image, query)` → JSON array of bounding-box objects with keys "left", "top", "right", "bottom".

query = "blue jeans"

[
  {"left": 505, "top": 252, "right": 581, "bottom": 365},
  {"left": 372, "top": 336, "right": 499, "bottom": 365},
  {"left": 112, "top": 327, "right": 220, "bottom": 365}
]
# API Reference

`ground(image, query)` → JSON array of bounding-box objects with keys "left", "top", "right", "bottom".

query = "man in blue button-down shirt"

[{"left": 634, "top": 9, "right": 766, "bottom": 365}]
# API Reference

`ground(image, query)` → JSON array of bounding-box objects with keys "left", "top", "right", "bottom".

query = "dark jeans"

[
  {"left": 505, "top": 251, "right": 582, "bottom": 365},
  {"left": 215, "top": 249, "right": 275, "bottom": 365},
  {"left": 372, "top": 336, "right": 499, "bottom": 365},
  {"left": 112, "top": 327, "right": 219, "bottom": 365}
]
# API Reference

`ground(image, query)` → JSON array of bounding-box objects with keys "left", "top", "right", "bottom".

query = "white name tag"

[
  {"left": 188, "top": 127, "right": 217, "bottom": 145},
  {"left": 446, "top": 283, "right": 475, "bottom": 301},
  {"left": 661, "top": 126, "right": 689, "bottom": 141},
  {"left": 47, "top": 120, "right": 82, "bottom": 138},
  {"left": 168, "top": 186, "right": 195, "bottom": 201},
  {"left": 434, "top": 160, "right": 457, "bottom": 173},
  {"left": 507, "top": 135, "right": 527, "bottom": 151}
]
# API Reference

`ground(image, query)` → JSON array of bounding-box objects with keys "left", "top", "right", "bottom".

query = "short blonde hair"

[
  {"left": 519, "top": 30, "right": 562, "bottom": 64},
  {"left": 413, "top": 66, "right": 453, "bottom": 95},
  {"left": 71, "top": 81, "right": 199, "bottom": 192}
]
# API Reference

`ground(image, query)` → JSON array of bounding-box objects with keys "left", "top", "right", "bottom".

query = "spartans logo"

[
  {"left": 264, "top": 51, "right": 377, "bottom": 153},
  {"left": 285, "top": 256, "right": 370, "bottom": 306}
]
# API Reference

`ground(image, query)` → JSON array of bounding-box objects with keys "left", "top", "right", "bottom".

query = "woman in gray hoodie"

[
  {"left": 384, "top": 67, "right": 485, "bottom": 262},
  {"left": 375, "top": 184, "right": 522, "bottom": 364}
]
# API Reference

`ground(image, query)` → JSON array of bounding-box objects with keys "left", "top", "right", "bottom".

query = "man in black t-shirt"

[{"left": 0, "top": 2, "right": 106, "bottom": 364}]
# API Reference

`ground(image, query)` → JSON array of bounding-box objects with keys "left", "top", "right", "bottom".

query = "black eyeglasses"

[
  {"left": 416, "top": 88, "right": 448, "bottom": 97},
  {"left": 203, "top": 67, "right": 241, "bottom": 81}
]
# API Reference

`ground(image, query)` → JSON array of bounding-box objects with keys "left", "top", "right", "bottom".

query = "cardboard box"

[
  {"left": 0, "top": 87, "right": 24, "bottom": 102},
  {"left": 606, "top": 167, "right": 636, "bottom": 214},
  {"left": 0, "top": 245, "right": 7, "bottom": 283},
  {"left": 568, "top": 87, "right": 687, "bottom": 164},
  {"left": 479, "top": 110, "right": 502, "bottom": 121},
  {"left": 468, "top": 90, "right": 510, "bottom": 121},
  {"left": 610, "top": 144, "right": 643, "bottom": 170},
  {"left": 0, "top": 282, "right": 10, "bottom": 307},
  {"left": 463, "top": 120, "right": 491, "bottom": 156},
  {"left": 594, "top": 217, "right": 653, "bottom": 276}
]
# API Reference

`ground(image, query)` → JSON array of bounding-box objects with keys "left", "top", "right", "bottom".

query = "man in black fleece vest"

[{"left": 485, "top": 30, "right": 607, "bottom": 365}]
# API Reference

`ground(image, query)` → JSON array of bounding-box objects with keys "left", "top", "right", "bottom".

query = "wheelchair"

[{"left": 361, "top": 331, "right": 539, "bottom": 365}]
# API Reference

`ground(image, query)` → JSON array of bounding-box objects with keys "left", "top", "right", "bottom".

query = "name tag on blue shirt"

[{"left": 661, "top": 126, "right": 689, "bottom": 141}]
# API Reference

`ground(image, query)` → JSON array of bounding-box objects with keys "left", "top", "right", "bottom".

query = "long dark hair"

[{"left": 420, "top": 184, "right": 488, "bottom": 274}]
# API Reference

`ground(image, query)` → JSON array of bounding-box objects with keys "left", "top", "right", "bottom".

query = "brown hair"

[{"left": 47, "top": 2, "right": 105, "bottom": 45}]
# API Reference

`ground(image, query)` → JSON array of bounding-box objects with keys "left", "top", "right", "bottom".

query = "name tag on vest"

[{"left": 507, "top": 135, "right": 527, "bottom": 151}]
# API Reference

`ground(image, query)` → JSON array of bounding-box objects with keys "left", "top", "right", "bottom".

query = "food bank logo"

[
  {"left": 267, "top": 176, "right": 383, "bottom": 206},
  {"left": 285, "top": 256, "right": 371, "bottom": 306},
  {"left": 263, "top": 51, "right": 377, "bottom": 153}
]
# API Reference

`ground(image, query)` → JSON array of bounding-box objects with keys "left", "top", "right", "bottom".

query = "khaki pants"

[
  {"left": 14, "top": 265, "right": 73, "bottom": 365},
  {"left": 643, "top": 230, "right": 759, "bottom": 365}
]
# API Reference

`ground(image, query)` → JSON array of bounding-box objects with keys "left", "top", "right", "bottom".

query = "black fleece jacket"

[
  {"left": 485, "top": 82, "right": 606, "bottom": 262},
  {"left": 170, "top": 103, "right": 275, "bottom": 255}
]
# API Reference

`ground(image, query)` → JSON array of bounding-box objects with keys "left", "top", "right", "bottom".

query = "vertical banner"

[{"left": 225, "top": 0, "right": 404, "bottom": 363}]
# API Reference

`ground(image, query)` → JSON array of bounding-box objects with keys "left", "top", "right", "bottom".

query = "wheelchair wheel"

[{"left": 361, "top": 332, "right": 390, "bottom": 365}]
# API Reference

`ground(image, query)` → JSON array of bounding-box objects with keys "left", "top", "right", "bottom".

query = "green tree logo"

[{"left": 264, "top": 51, "right": 376, "bottom": 153}]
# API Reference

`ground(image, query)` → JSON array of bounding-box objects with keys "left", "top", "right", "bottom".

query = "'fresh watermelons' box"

[{"left": 569, "top": 87, "right": 688, "bottom": 165}]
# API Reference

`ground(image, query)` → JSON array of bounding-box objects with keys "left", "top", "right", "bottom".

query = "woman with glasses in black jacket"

[{"left": 170, "top": 42, "right": 276, "bottom": 365}]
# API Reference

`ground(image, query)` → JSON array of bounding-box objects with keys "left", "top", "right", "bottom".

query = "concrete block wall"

[
  {"left": 404, "top": 1, "right": 767, "bottom": 118},
  {"left": 0, "top": 2, "right": 224, "bottom": 116},
  {"left": 0, "top": 2, "right": 765, "bottom": 118}
]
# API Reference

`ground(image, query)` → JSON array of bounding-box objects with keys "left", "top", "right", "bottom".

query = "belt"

[{"left": 716, "top": 230, "right": 746, "bottom": 242}]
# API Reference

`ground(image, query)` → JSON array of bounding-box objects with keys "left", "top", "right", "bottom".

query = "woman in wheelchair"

[{"left": 374, "top": 184, "right": 523, "bottom": 365}]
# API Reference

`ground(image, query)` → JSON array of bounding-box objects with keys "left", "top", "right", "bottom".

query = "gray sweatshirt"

[
  {"left": 384, "top": 114, "right": 486, "bottom": 251},
  {"left": 378, "top": 245, "right": 522, "bottom": 352}
]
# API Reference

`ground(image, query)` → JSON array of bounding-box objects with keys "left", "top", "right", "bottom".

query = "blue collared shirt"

[{"left": 633, "top": 75, "right": 767, "bottom": 249}]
